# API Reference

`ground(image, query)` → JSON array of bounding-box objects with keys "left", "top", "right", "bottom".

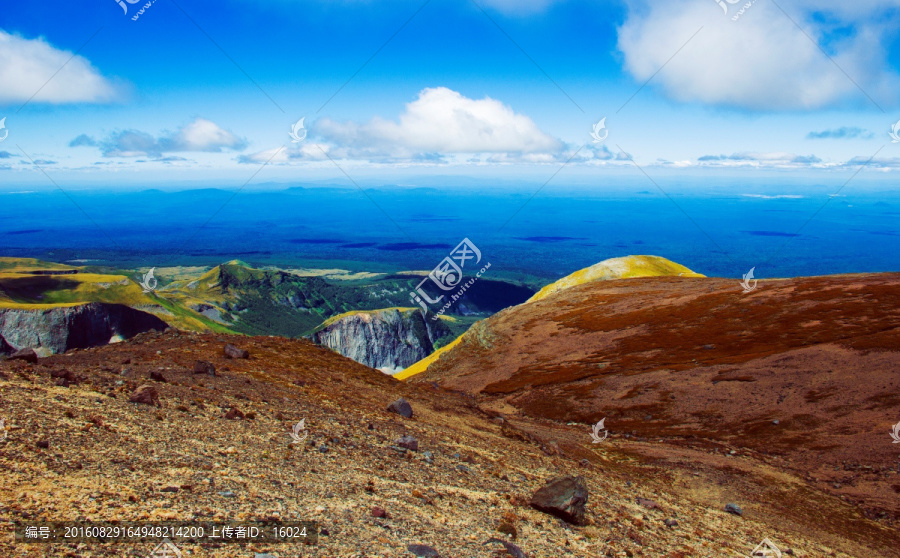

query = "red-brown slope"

[{"left": 409, "top": 274, "right": 900, "bottom": 524}]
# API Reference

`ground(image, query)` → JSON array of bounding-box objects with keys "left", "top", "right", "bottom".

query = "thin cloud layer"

[
  {"left": 0, "top": 30, "right": 119, "bottom": 104},
  {"left": 807, "top": 127, "right": 874, "bottom": 140},
  {"left": 74, "top": 118, "right": 247, "bottom": 158}
]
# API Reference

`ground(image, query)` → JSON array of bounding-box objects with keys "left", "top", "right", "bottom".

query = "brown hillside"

[{"left": 408, "top": 273, "right": 900, "bottom": 554}]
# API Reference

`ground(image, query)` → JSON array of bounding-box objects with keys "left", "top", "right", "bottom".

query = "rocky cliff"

[
  {"left": 310, "top": 307, "right": 451, "bottom": 374},
  {"left": 0, "top": 303, "right": 169, "bottom": 356}
]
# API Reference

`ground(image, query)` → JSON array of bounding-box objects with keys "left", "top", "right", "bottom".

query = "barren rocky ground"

[{"left": 0, "top": 328, "right": 883, "bottom": 557}]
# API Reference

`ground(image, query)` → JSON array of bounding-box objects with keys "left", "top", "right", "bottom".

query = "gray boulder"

[{"left": 529, "top": 475, "right": 588, "bottom": 525}]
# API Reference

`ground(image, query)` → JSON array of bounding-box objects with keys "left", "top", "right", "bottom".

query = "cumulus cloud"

[
  {"left": 99, "top": 118, "right": 246, "bottom": 157},
  {"left": 616, "top": 0, "right": 900, "bottom": 110},
  {"left": 316, "top": 87, "right": 562, "bottom": 156},
  {"left": 164, "top": 118, "right": 247, "bottom": 152},
  {"left": 806, "top": 127, "right": 874, "bottom": 139},
  {"left": 0, "top": 30, "right": 119, "bottom": 104},
  {"left": 241, "top": 87, "right": 565, "bottom": 165}
]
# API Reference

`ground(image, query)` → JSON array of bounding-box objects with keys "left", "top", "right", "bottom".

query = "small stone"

[
  {"left": 724, "top": 503, "right": 743, "bottom": 516},
  {"left": 318, "top": 445, "right": 329, "bottom": 453},
  {"left": 387, "top": 397, "right": 413, "bottom": 419},
  {"left": 772, "top": 419, "right": 780, "bottom": 425},
  {"left": 484, "top": 538, "right": 527, "bottom": 558},
  {"left": 456, "top": 464, "right": 470, "bottom": 473},
  {"left": 218, "top": 490, "right": 236, "bottom": 498},
  {"left": 193, "top": 360, "right": 216, "bottom": 376},
  {"left": 129, "top": 385, "right": 159, "bottom": 406},
  {"left": 149, "top": 370, "right": 167, "bottom": 382},
  {"left": 664, "top": 518, "right": 678, "bottom": 527},
  {"left": 397, "top": 435, "right": 419, "bottom": 451},
  {"left": 160, "top": 486, "right": 179, "bottom": 493},
  {"left": 8, "top": 348, "right": 38, "bottom": 364},
  {"left": 223, "top": 344, "right": 249, "bottom": 359},
  {"left": 636, "top": 497, "right": 661, "bottom": 510},
  {"left": 407, "top": 544, "right": 440, "bottom": 557},
  {"left": 389, "top": 446, "right": 407, "bottom": 454},
  {"left": 423, "top": 451, "right": 434, "bottom": 464},
  {"left": 579, "top": 459, "right": 590, "bottom": 468},
  {"left": 371, "top": 506, "right": 389, "bottom": 518},
  {"left": 529, "top": 476, "right": 588, "bottom": 525},
  {"left": 51, "top": 369, "right": 77, "bottom": 387},
  {"left": 224, "top": 408, "right": 244, "bottom": 420},
  {"left": 36, "top": 440, "right": 50, "bottom": 449}
]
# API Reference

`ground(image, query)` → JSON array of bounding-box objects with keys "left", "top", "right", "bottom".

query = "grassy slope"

[{"left": 0, "top": 258, "right": 234, "bottom": 333}]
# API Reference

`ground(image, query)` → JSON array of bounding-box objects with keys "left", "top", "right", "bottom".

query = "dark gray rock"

[
  {"left": 725, "top": 503, "right": 743, "bottom": 516},
  {"left": 193, "top": 360, "right": 216, "bottom": 376},
  {"left": 387, "top": 397, "right": 413, "bottom": 418},
  {"left": 407, "top": 544, "right": 440, "bottom": 557},
  {"left": 129, "top": 384, "right": 159, "bottom": 406},
  {"left": 50, "top": 369, "right": 77, "bottom": 387},
  {"left": 529, "top": 476, "right": 588, "bottom": 525},
  {"left": 397, "top": 435, "right": 419, "bottom": 451},
  {"left": 223, "top": 343, "right": 249, "bottom": 359},
  {"left": 8, "top": 348, "right": 38, "bottom": 363},
  {"left": 484, "top": 538, "right": 527, "bottom": 558}
]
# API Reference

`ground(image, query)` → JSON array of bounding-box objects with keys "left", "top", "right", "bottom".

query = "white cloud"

[
  {"left": 0, "top": 30, "right": 119, "bottom": 104},
  {"left": 99, "top": 118, "right": 246, "bottom": 157},
  {"left": 315, "top": 87, "right": 562, "bottom": 156},
  {"left": 617, "top": 0, "right": 900, "bottom": 110},
  {"left": 164, "top": 118, "right": 246, "bottom": 152}
]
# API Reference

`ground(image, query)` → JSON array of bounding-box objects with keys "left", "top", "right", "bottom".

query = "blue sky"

[{"left": 1, "top": 0, "right": 899, "bottom": 188}]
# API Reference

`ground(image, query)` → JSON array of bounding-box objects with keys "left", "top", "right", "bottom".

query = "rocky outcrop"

[
  {"left": 0, "top": 303, "right": 168, "bottom": 356},
  {"left": 311, "top": 308, "right": 451, "bottom": 374}
]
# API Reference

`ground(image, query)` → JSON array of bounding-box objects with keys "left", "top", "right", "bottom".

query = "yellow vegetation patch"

[
  {"left": 529, "top": 255, "right": 704, "bottom": 302},
  {"left": 395, "top": 335, "right": 464, "bottom": 380}
]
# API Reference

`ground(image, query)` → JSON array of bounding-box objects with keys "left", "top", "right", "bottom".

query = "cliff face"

[
  {"left": 310, "top": 308, "right": 451, "bottom": 374},
  {"left": 0, "top": 303, "right": 169, "bottom": 356}
]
